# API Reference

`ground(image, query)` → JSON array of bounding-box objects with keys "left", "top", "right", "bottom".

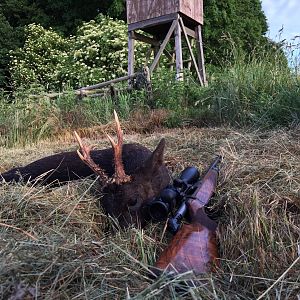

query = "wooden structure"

[
  {"left": 127, "top": 0, "right": 206, "bottom": 85},
  {"left": 75, "top": 0, "right": 206, "bottom": 100}
]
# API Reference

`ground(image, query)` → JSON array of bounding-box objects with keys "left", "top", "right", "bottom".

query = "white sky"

[{"left": 261, "top": 0, "right": 300, "bottom": 42}]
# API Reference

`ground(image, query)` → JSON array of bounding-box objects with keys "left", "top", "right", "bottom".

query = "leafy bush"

[
  {"left": 9, "top": 15, "right": 147, "bottom": 90},
  {"left": 0, "top": 12, "right": 19, "bottom": 86},
  {"left": 10, "top": 24, "right": 71, "bottom": 90},
  {"left": 66, "top": 15, "right": 147, "bottom": 87}
]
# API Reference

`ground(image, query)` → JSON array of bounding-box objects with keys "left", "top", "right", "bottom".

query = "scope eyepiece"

[
  {"left": 148, "top": 201, "right": 170, "bottom": 221},
  {"left": 148, "top": 188, "right": 178, "bottom": 221}
]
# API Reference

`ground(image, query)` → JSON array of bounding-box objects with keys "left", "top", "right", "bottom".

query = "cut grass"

[{"left": 0, "top": 127, "right": 299, "bottom": 299}]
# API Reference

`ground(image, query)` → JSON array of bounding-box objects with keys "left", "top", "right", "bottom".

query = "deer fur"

[{"left": 0, "top": 113, "right": 170, "bottom": 228}]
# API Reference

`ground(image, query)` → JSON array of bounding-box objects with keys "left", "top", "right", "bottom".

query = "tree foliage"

[
  {"left": 0, "top": 12, "right": 19, "bottom": 85},
  {"left": 203, "top": 0, "right": 268, "bottom": 64},
  {"left": 1, "top": 0, "right": 270, "bottom": 89},
  {"left": 10, "top": 24, "right": 71, "bottom": 90},
  {"left": 10, "top": 15, "right": 147, "bottom": 90},
  {"left": 0, "top": 0, "right": 123, "bottom": 35}
]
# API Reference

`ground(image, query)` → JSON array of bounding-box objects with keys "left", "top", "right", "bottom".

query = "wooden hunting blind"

[{"left": 126, "top": 0, "right": 206, "bottom": 85}]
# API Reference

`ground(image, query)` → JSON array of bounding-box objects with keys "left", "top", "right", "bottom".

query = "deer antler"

[
  {"left": 107, "top": 111, "right": 131, "bottom": 184},
  {"left": 74, "top": 131, "right": 109, "bottom": 184}
]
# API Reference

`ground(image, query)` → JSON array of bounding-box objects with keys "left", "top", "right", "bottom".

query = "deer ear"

[{"left": 140, "top": 138, "right": 166, "bottom": 178}]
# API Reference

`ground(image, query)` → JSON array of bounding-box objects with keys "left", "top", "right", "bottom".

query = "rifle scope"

[{"left": 147, "top": 166, "right": 200, "bottom": 222}]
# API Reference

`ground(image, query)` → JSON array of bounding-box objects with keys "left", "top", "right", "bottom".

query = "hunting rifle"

[{"left": 150, "top": 156, "right": 222, "bottom": 276}]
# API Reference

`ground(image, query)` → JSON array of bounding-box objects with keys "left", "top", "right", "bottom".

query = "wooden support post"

[
  {"left": 128, "top": 31, "right": 135, "bottom": 87},
  {"left": 170, "top": 52, "right": 175, "bottom": 71},
  {"left": 175, "top": 18, "right": 183, "bottom": 81},
  {"left": 187, "top": 39, "right": 194, "bottom": 71},
  {"left": 144, "top": 47, "right": 153, "bottom": 67},
  {"left": 153, "top": 45, "right": 160, "bottom": 70},
  {"left": 149, "top": 19, "right": 177, "bottom": 73},
  {"left": 196, "top": 25, "right": 207, "bottom": 86},
  {"left": 143, "top": 66, "right": 154, "bottom": 107},
  {"left": 179, "top": 17, "right": 203, "bottom": 86}
]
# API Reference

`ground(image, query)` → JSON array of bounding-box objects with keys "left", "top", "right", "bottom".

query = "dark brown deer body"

[
  {"left": 0, "top": 145, "right": 151, "bottom": 184},
  {"left": 0, "top": 112, "right": 170, "bottom": 228}
]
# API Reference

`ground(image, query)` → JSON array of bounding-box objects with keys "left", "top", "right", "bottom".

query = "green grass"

[
  {"left": 0, "top": 88, "right": 148, "bottom": 147},
  {"left": 200, "top": 51, "right": 300, "bottom": 127},
  {"left": 0, "top": 47, "right": 299, "bottom": 147}
]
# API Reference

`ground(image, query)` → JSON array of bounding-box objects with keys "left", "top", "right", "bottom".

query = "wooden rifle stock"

[{"left": 153, "top": 157, "right": 221, "bottom": 276}]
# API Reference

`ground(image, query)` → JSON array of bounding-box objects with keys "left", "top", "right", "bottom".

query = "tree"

[
  {"left": 0, "top": 0, "right": 114, "bottom": 87},
  {"left": 203, "top": 0, "right": 268, "bottom": 64},
  {"left": 0, "top": 11, "right": 19, "bottom": 87}
]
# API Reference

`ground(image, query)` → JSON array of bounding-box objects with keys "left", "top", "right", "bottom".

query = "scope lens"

[{"left": 148, "top": 201, "right": 169, "bottom": 221}]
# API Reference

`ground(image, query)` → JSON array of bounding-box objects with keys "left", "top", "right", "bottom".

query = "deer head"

[{"left": 74, "top": 111, "right": 170, "bottom": 228}]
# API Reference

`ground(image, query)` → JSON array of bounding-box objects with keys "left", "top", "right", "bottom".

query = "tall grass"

[
  {"left": 136, "top": 43, "right": 300, "bottom": 129},
  {"left": 0, "top": 46, "right": 299, "bottom": 147},
  {"left": 0, "top": 87, "right": 147, "bottom": 147},
  {"left": 200, "top": 48, "right": 300, "bottom": 127},
  {"left": 151, "top": 47, "right": 300, "bottom": 128}
]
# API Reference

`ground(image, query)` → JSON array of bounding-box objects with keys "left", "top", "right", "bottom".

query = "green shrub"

[
  {"left": 9, "top": 15, "right": 147, "bottom": 90},
  {"left": 10, "top": 24, "right": 70, "bottom": 90}
]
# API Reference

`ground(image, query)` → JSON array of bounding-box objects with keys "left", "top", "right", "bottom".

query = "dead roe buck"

[{"left": 0, "top": 111, "right": 170, "bottom": 228}]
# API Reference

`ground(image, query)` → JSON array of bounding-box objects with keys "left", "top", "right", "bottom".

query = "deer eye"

[{"left": 128, "top": 198, "right": 141, "bottom": 210}]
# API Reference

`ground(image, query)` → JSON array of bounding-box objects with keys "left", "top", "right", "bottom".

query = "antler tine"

[
  {"left": 106, "top": 110, "right": 131, "bottom": 185},
  {"left": 114, "top": 110, "right": 123, "bottom": 146},
  {"left": 74, "top": 131, "right": 109, "bottom": 184}
]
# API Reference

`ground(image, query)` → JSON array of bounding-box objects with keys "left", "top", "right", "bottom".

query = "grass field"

[{"left": 0, "top": 127, "right": 299, "bottom": 299}]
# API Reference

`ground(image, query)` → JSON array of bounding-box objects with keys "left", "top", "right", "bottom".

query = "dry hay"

[{"left": 0, "top": 127, "right": 299, "bottom": 299}]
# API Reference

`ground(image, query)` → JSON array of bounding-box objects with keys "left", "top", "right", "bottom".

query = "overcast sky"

[{"left": 261, "top": 0, "right": 300, "bottom": 43}]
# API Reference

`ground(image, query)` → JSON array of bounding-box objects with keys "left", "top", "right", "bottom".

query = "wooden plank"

[
  {"left": 132, "top": 32, "right": 160, "bottom": 46},
  {"left": 128, "top": 13, "right": 177, "bottom": 32},
  {"left": 149, "top": 19, "right": 177, "bottom": 73},
  {"left": 163, "top": 49, "right": 174, "bottom": 60},
  {"left": 187, "top": 39, "right": 194, "bottom": 71},
  {"left": 179, "top": 17, "right": 203, "bottom": 85},
  {"left": 153, "top": 45, "right": 160, "bottom": 70},
  {"left": 144, "top": 47, "right": 154, "bottom": 66},
  {"left": 127, "top": 0, "right": 178, "bottom": 24},
  {"left": 77, "top": 74, "right": 137, "bottom": 92},
  {"left": 170, "top": 52, "right": 175, "bottom": 71},
  {"left": 175, "top": 21, "right": 183, "bottom": 80},
  {"left": 128, "top": 31, "right": 135, "bottom": 86},
  {"left": 184, "top": 26, "right": 197, "bottom": 39},
  {"left": 179, "top": 0, "right": 203, "bottom": 25},
  {"left": 196, "top": 25, "right": 207, "bottom": 85},
  {"left": 127, "top": 0, "right": 203, "bottom": 25}
]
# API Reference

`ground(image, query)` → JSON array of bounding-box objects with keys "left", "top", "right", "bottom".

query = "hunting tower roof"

[{"left": 127, "top": 0, "right": 203, "bottom": 29}]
